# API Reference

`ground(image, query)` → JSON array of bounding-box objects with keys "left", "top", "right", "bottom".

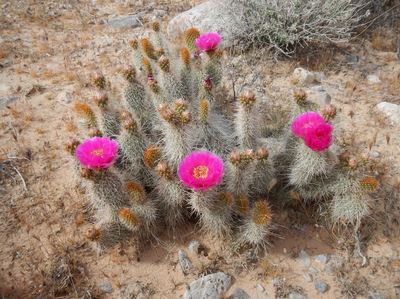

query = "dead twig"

[{"left": 11, "top": 165, "right": 28, "bottom": 193}]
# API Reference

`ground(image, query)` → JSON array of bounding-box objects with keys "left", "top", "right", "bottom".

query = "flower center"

[
  {"left": 91, "top": 148, "right": 104, "bottom": 157},
  {"left": 192, "top": 165, "right": 209, "bottom": 179}
]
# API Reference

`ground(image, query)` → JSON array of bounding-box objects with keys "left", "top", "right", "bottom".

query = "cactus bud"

[
  {"left": 86, "top": 227, "right": 100, "bottom": 241},
  {"left": 252, "top": 200, "right": 272, "bottom": 225},
  {"left": 91, "top": 72, "right": 106, "bottom": 89},
  {"left": 184, "top": 27, "right": 200, "bottom": 52},
  {"left": 256, "top": 148, "right": 269, "bottom": 161},
  {"left": 322, "top": 104, "right": 337, "bottom": 121},
  {"left": 348, "top": 157, "right": 358, "bottom": 170},
  {"left": 140, "top": 37, "right": 156, "bottom": 60},
  {"left": 203, "top": 76, "right": 213, "bottom": 91},
  {"left": 152, "top": 21, "right": 160, "bottom": 32},
  {"left": 218, "top": 192, "right": 234, "bottom": 206},
  {"left": 121, "top": 65, "right": 136, "bottom": 83},
  {"left": 144, "top": 145, "right": 162, "bottom": 169},
  {"left": 360, "top": 176, "right": 379, "bottom": 191},
  {"left": 155, "top": 161, "right": 173, "bottom": 180},
  {"left": 88, "top": 128, "right": 102, "bottom": 137},
  {"left": 120, "top": 110, "right": 132, "bottom": 121},
  {"left": 74, "top": 101, "right": 97, "bottom": 128},
  {"left": 143, "top": 58, "right": 153, "bottom": 75},
  {"left": 93, "top": 91, "right": 108, "bottom": 108},
  {"left": 125, "top": 181, "right": 146, "bottom": 203},
  {"left": 174, "top": 98, "right": 188, "bottom": 113},
  {"left": 158, "top": 55, "right": 170, "bottom": 72},
  {"left": 180, "top": 47, "right": 190, "bottom": 67},
  {"left": 199, "top": 99, "right": 209, "bottom": 122},
  {"left": 239, "top": 91, "right": 256, "bottom": 107},
  {"left": 180, "top": 111, "right": 192, "bottom": 125},
  {"left": 65, "top": 139, "right": 80, "bottom": 155},
  {"left": 236, "top": 195, "right": 250, "bottom": 215},
  {"left": 158, "top": 104, "right": 174, "bottom": 122},
  {"left": 118, "top": 208, "right": 140, "bottom": 231},
  {"left": 155, "top": 48, "right": 165, "bottom": 58},
  {"left": 129, "top": 39, "right": 138, "bottom": 50},
  {"left": 229, "top": 151, "right": 241, "bottom": 166},
  {"left": 147, "top": 74, "right": 159, "bottom": 93},
  {"left": 293, "top": 89, "right": 307, "bottom": 105},
  {"left": 122, "top": 117, "right": 137, "bottom": 132},
  {"left": 80, "top": 167, "right": 95, "bottom": 180}
]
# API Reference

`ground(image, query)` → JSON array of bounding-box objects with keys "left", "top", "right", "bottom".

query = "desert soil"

[{"left": 1, "top": 1, "right": 400, "bottom": 298}]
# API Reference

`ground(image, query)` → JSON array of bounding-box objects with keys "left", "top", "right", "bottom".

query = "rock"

[
  {"left": 292, "top": 68, "right": 318, "bottom": 85},
  {"left": 367, "top": 74, "right": 381, "bottom": 84},
  {"left": 308, "top": 91, "right": 331, "bottom": 107},
  {"left": 57, "top": 90, "right": 72, "bottom": 104},
  {"left": 183, "top": 272, "right": 232, "bottom": 299},
  {"left": 105, "top": 15, "right": 140, "bottom": 28},
  {"left": 228, "top": 288, "right": 250, "bottom": 299},
  {"left": 153, "top": 9, "right": 167, "bottom": 17},
  {"left": 167, "top": 1, "right": 234, "bottom": 48},
  {"left": 314, "top": 254, "right": 329, "bottom": 265},
  {"left": 0, "top": 59, "right": 12, "bottom": 68},
  {"left": 297, "top": 250, "right": 311, "bottom": 268},
  {"left": 289, "top": 293, "right": 308, "bottom": 299},
  {"left": 314, "top": 281, "right": 329, "bottom": 293},
  {"left": 98, "top": 281, "right": 113, "bottom": 293},
  {"left": 303, "top": 273, "right": 313, "bottom": 283},
  {"left": 369, "top": 151, "right": 381, "bottom": 158},
  {"left": 0, "top": 95, "right": 18, "bottom": 108},
  {"left": 121, "top": 281, "right": 154, "bottom": 299},
  {"left": 256, "top": 284, "right": 265, "bottom": 292},
  {"left": 368, "top": 291, "right": 384, "bottom": 299},
  {"left": 377, "top": 102, "right": 400, "bottom": 125},
  {"left": 188, "top": 240, "right": 201, "bottom": 254},
  {"left": 178, "top": 249, "right": 193, "bottom": 275}
]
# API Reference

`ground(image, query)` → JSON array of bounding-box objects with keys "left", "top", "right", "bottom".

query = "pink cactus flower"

[
  {"left": 303, "top": 121, "right": 333, "bottom": 152},
  {"left": 178, "top": 151, "right": 224, "bottom": 191},
  {"left": 195, "top": 32, "right": 221, "bottom": 52},
  {"left": 291, "top": 111, "right": 326, "bottom": 138},
  {"left": 75, "top": 137, "right": 118, "bottom": 169}
]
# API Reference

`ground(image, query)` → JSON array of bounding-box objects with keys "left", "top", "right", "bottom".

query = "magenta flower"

[
  {"left": 291, "top": 112, "right": 326, "bottom": 138},
  {"left": 178, "top": 151, "right": 224, "bottom": 191},
  {"left": 195, "top": 32, "right": 221, "bottom": 52},
  {"left": 303, "top": 122, "right": 333, "bottom": 152},
  {"left": 75, "top": 137, "right": 118, "bottom": 169}
]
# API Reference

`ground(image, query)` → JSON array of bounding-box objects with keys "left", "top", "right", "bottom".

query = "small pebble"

[{"left": 314, "top": 280, "right": 329, "bottom": 293}]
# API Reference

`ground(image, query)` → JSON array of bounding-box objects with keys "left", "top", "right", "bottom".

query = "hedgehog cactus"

[{"left": 69, "top": 24, "right": 374, "bottom": 254}]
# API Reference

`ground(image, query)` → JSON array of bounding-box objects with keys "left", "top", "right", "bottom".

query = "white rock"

[
  {"left": 297, "top": 250, "right": 311, "bottom": 268},
  {"left": 0, "top": 95, "right": 18, "bottom": 108},
  {"left": 367, "top": 74, "right": 381, "bottom": 84},
  {"left": 314, "top": 254, "right": 329, "bottom": 265},
  {"left": 228, "top": 288, "right": 250, "bottom": 299},
  {"left": 167, "top": 1, "right": 234, "bottom": 48},
  {"left": 183, "top": 272, "right": 232, "bottom": 299},
  {"left": 314, "top": 281, "right": 329, "bottom": 293},
  {"left": 188, "top": 240, "right": 201, "bottom": 254},
  {"left": 289, "top": 293, "right": 308, "bottom": 299},
  {"left": 178, "top": 249, "right": 193, "bottom": 275},
  {"left": 98, "top": 281, "right": 113, "bottom": 293},
  {"left": 308, "top": 91, "right": 331, "bottom": 107},
  {"left": 369, "top": 151, "right": 381, "bottom": 158},
  {"left": 377, "top": 102, "right": 400, "bottom": 125},
  {"left": 105, "top": 15, "right": 140, "bottom": 28},
  {"left": 293, "top": 68, "right": 317, "bottom": 85}
]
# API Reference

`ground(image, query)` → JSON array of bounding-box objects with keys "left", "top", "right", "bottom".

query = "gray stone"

[
  {"left": 0, "top": 95, "right": 18, "bottom": 108},
  {"left": 303, "top": 273, "right": 313, "bottom": 283},
  {"left": 297, "top": 250, "right": 311, "bottom": 268},
  {"left": 367, "top": 74, "right": 381, "bottom": 84},
  {"left": 0, "top": 59, "right": 11, "bottom": 68},
  {"left": 292, "top": 67, "right": 318, "bottom": 85},
  {"left": 57, "top": 90, "right": 72, "bottom": 104},
  {"left": 377, "top": 102, "right": 400, "bottom": 125},
  {"left": 289, "top": 293, "right": 308, "bottom": 299},
  {"left": 228, "top": 287, "right": 250, "bottom": 299},
  {"left": 153, "top": 9, "right": 167, "bottom": 17},
  {"left": 105, "top": 15, "right": 140, "bottom": 28},
  {"left": 369, "top": 151, "right": 381, "bottom": 158},
  {"left": 167, "top": 1, "right": 234, "bottom": 48},
  {"left": 314, "top": 254, "right": 329, "bottom": 265},
  {"left": 178, "top": 249, "right": 193, "bottom": 275},
  {"left": 256, "top": 284, "right": 265, "bottom": 292},
  {"left": 99, "top": 281, "right": 113, "bottom": 293},
  {"left": 188, "top": 240, "right": 201, "bottom": 254},
  {"left": 368, "top": 291, "right": 384, "bottom": 299},
  {"left": 183, "top": 272, "right": 232, "bottom": 299},
  {"left": 314, "top": 281, "right": 329, "bottom": 293},
  {"left": 308, "top": 91, "right": 331, "bottom": 107}
]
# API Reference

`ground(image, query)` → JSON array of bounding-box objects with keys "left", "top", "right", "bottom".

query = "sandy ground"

[{"left": 1, "top": 1, "right": 400, "bottom": 298}]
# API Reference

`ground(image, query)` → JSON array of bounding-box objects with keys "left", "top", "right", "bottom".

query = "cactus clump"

[{"left": 69, "top": 24, "right": 373, "bottom": 255}]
